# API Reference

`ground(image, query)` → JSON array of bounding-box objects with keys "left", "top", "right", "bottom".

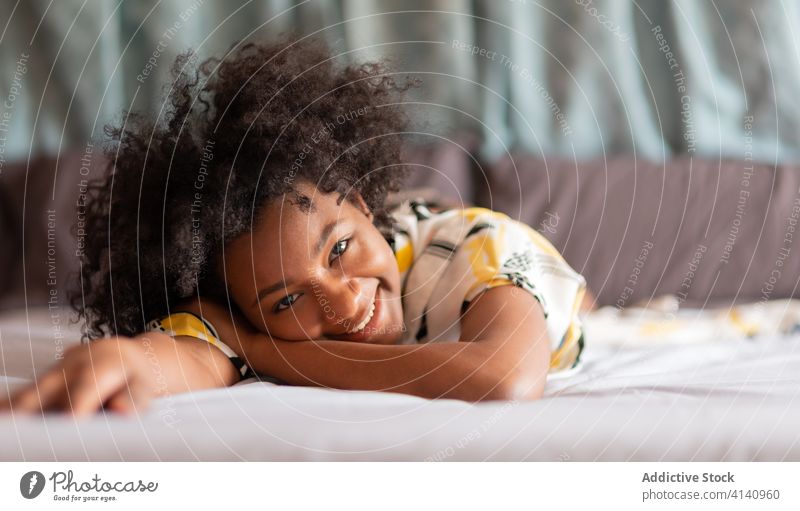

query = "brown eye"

[
  {"left": 329, "top": 238, "right": 349, "bottom": 264},
  {"left": 274, "top": 293, "right": 300, "bottom": 313}
]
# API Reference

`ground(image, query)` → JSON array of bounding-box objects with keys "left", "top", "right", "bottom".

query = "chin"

[
  {"left": 367, "top": 327, "right": 406, "bottom": 345},
  {"left": 364, "top": 335, "right": 399, "bottom": 345},
  {"left": 339, "top": 327, "right": 402, "bottom": 344}
]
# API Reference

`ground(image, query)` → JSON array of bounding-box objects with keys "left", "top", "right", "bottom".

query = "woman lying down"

[{"left": 2, "top": 37, "right": 593, "bottom": 415}]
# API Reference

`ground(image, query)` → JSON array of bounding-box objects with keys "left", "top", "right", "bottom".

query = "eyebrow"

[
  {"left": 315, "top": 219, "right": 340, "bottom": 255},
  {"left": 253, "top": 219, "right": 341, "bottom": 306}
]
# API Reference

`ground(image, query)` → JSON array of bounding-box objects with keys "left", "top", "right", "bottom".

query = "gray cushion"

[
  {"left": 3, "top": 148, "right": 798, "bottom": 311},
  {"left": 0, "top": 150, "right": 103, "bottom": 310},
  {"left": 478, "top": 154, "right": 798, "bottom": 308}
]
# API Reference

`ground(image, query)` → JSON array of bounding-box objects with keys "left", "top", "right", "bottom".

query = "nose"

[{"left": 318, "top": 274, "right": 364, "bottom": 327}]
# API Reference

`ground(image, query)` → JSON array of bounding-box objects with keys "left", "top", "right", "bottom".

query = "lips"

[
  {"left": 340, "top": 286, "right": 383, "bottom": 341},
  {"left": 347, "top": 293, "right": 376, "bottom": 333}
]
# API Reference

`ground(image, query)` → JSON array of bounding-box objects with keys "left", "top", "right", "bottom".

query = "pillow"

[
  {"left": 0, "top": 150, "right": 103, "bottom": 310},
  {"left": 479, "top": 154, "right": 798, "bottom": 309}
]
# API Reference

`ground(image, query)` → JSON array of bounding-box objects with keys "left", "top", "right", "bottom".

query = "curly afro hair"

[{"left": 72, "top": 35, "right": 417, "bottom": 341}]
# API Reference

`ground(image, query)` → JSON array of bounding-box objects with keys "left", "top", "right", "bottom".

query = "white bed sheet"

[{"left": 1, "top": 307, "right": 799, "bottom": 461}]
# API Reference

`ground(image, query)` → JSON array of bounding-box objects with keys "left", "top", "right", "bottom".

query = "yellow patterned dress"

[
  {"left": 146, "top": 312, "right": 254, "bottom": 380},
  {"left": 390, "top": 200, "right": 587, "bottom": 375},
  {"left": 147, "top": 199, "right": 587, "bottom": 380}
]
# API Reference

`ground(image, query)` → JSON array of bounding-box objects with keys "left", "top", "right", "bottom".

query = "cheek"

[
  {"left": 360, "top": 234, "right": 398, "bottom": 274},
  {"left": 362, "top": 237, "right": 404, "bottom": 317},
  {"left": 238, "top": 305, "right": 271, "bottom": 335},
  {"left": 246, "top": 304, "right": 323, "bottom": 340}
]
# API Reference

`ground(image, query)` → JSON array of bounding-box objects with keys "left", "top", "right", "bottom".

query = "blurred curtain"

[{"left": 1, "top": 0, "right": 799, "bottom": 166}]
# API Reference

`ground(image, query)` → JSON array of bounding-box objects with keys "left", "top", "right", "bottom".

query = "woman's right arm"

[{"left": 0, "top": 330, "right": 240, "bottom": 416}]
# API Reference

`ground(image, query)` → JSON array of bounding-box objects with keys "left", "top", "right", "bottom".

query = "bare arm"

[
  {"left": 182, "top": 285, "right": 551, "bottom": 402},
  {"left": 1, "top": 331, "right": 239, "bottom": 415}
]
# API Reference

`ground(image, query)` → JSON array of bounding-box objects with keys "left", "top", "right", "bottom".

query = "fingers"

[
  {"left": 7, "top": 344, "right": 88, "bottom": 414},
  {"left": 5, "top": 341, "right": 129, "bottom": 416},
  {"left": 0, "top": 397, "right": 15, "bottom": 413},
  {"left": 67, "top": 364, "right": 127, "bottom": 416},
  {"left": 104, "top": 391, "right": 134, "bottom": 415},
  {"left": 0, "top": 388, "right": 13, "bottom": 411},
  {"left": 104, "top": 380, "right": 153, "bottom": 415},
  {"left": 3, "top": 337, "right": 161, "bottom": 417},
  {"left": 7, "top": 367, "right": 71, "bottom": 414}
]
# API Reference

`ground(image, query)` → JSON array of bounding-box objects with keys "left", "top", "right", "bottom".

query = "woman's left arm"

[{"left": 196, "top": 285, "right": 551, "bottom": 402}]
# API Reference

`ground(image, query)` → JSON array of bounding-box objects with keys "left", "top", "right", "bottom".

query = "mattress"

[{"left": 1, "top": 305, "right": 799, "bottom": 461}]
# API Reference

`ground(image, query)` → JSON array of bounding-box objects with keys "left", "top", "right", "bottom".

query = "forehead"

[
  {"left": 230, "top": 183, "right": 354, "bottom": 262},
  {"left": 261, "top": 185, "right": 350, "bottom": 236}
]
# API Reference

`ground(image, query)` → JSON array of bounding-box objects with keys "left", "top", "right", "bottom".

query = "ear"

[{"left": 353, "top": 191, "right": 374, "bottom": 221}]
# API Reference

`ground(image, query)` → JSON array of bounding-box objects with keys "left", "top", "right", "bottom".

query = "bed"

[{"left": 2, "top": 304, "right": 799, "bottom": 461}]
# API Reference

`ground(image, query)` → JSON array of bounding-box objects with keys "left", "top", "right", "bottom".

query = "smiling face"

[{"left": 222, "top": 180, "right": 406, "bottom": 344}]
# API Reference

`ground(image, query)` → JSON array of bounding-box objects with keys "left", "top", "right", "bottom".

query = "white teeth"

[{"left": 349, "top": 299, "right": 376, "bottom": 333}]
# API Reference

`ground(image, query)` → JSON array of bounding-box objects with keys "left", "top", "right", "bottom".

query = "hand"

[{"left": 0, "top": 336, "right": 166, "bottom": 416}]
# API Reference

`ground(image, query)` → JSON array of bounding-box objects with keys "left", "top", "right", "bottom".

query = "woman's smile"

[
  {"left": 334, "top": 284, "right": 387, "bottom": 342},
  {"left": 223, "top": 180, "right": 406, "bottom": 345}
]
